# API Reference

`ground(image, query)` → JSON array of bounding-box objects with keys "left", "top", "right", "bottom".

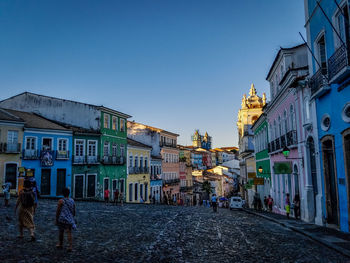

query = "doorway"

[
  {"left": 41, "top": 169, "right": 51, "bottom": 195},
  {"left": 342, "top": 129, "right": 350, "bottom": 231},
  {"left": 87, "top": 174, "right": 96, "bottom": 198},
  {"left": 74, "top": 175, "right": 84, "bottom": 199},
  {"left": 321, "top": 137, "right": 339, "bottom": 226},
  {"left": 56, "top": 169, "right": 66, "bottom": 196},
  {"left": 307, "top": 137, "right": 318, "bottom": 218}
]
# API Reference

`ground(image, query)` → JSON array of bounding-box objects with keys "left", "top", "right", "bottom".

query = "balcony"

[
  {"left": 328, "top": 43, "right": 350, "bottom": 83},
  {"left": 0, "top": 142, "right": 21, "bottom": 153},
  {"left": 159, "top": 142, "right": 177, "bottom": 148},
  {"left": 286, "top": 130, "right": 297, "bottom": 146},
  {"left": 280, "top": 135, "right": 286, "bottom": 148},
  {"left": 129, "top": 167, "right": 149, "bottom": 174},
  {"left": 101, "top": 155, "right": 126, "bottom": 165},
  {"left": 22, "top": 149, "right": 39, "bottom": 159},
  {"left": 180, "top": 186, "right": 193, "bottom": 192},
  {"left": 275, "top": 138, "right": 281, "bottom": 151},
  {"left": 56, "top": 150, "right": 69, "bottom": 160},
  {"left": 163, "top": 179, "right": 180, "bottom": 186},
  {"left": 309, "top": 68, "right": 329, "bottom": 96},
  {"left": 73, "top": 155, "right": 100, "bottom": 165}
]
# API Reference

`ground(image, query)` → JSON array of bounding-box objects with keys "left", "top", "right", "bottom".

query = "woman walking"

[
  {"left": 56, "top": 187, "right": 76, "bottom": 252},
  {"left": 293, "top": 193, "right": 301, "bottom": 220},
  {"left": 285, "top": 193, "right": 291, "bottom": 219},
  {"left": 15, "top": 179, "right": 36, "bottom": 241}
]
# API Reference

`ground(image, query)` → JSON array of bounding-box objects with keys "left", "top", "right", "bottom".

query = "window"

[
  {"left": 25, "top": 137, "right": 36, "bottom": 150},
  {"left": 134, "top": 156, "right": 138, "bottom": 167},
  {"left": 278, "top": 116, "right": 282, "bottom": 137},
  {"left": 88, "top": 141, "right": 97, "bottom": 157},
  {"left": 284, "top": 110, "right": 288, "bottom": 133},
  {"left": 42, "top": 138, "right": 52, "bottom": 151},
  {"left": 75, "top": 140, "right": 85, "bottom": 157},
  {"left": 129, "top": 183, "right": 133, "bottom": 202},
  {"left": 129, "top": 155, "right": 133, "bottom": 167},
  {"left": 290, "top": 105, "right": 295, "bottom": 131},
  {"left": 58, "top": 139, "right": 68, "bottom": 152},
  {"left": 103, "top": 141, "right": 109, "bottom": 156},
  {"left": 120, "top": 145, "right": 125, "bottom": 157},
  {"left": 140, "top": 184, "right": 144, "bottom": 200},
  {"left": 335, "top": 4, "right": 349, "bottom": 48},
  {"left": 144, "top": 157, "right": 148, "bottom": 168},
  {"left": 112, "top": 116, "right": 118, "bottom": 130},
  {"left": 280, "top": 64, "right": 284, "bottom": 80},
  {"left": 145, "top": 183, "right": 148, "bottom": 202},
  {"left": 119, "top": 179, "right": 125, "bottom": 194},
  {"left": 7, "top": 130, "right": 18, "bottom": 152},
  {"left": 317, "top": 35, "right": 327, "bottom": 74},
  {"left": 321, "top": 114, "right": 331, "bottom": 131},
  {"left": 120, "top": 119, "right": 125, "bottom": 132},
  {"left": 112, "top": 143, "right": 118, "bottom": 156},
  {"left": 342, "top": 102, "right": 350, "bottom": 123},
  {"left": 134, "top": 183, "right": 138, "bottom": 201},
  {"left": 104, "top": 113, "right": 110, "bottom": 129}
]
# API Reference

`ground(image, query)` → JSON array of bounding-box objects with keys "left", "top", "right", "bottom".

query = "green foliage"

[{"left": 202, "top": 180, "right": 212, "bottom": 195}]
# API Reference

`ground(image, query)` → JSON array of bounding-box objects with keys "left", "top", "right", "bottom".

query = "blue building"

[
  {"left": 7, "top": 109, "right": 73, "bottom": 197},
  {"left": 305, "top": 0, "right": 350, "bottom": 232}
]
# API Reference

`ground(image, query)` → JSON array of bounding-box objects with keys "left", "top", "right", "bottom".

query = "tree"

[{"left": 202, "top": 180, "right": 212, "bottom": 200}]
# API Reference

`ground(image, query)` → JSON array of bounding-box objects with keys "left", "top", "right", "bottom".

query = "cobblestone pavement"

[{"left": 0, "top": 199, "right": 348, "bottom": 263}]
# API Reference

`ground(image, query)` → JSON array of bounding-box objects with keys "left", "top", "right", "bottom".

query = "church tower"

[{"left": 191, "top": 130, "right": 202, "bottom": 148}]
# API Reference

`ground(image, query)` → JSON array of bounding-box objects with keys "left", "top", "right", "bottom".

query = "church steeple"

[{"left": 249, "top": 83, "right": 257, "bottom": 96}]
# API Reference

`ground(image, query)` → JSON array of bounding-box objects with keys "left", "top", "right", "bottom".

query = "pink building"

[{"left": 265, "top": 44, "right": 308, "bottom": 216}]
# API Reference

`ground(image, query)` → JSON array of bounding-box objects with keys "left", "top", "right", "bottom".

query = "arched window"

[
  {"left": 278, "top": 116, "right": 282, "bottom": 137},
  {"left": 290, "top": 104, "right": 295, "bottom": 130},
  {"left": 274, "top": 120, "right": 278, "bottom": 138},
  {"left": 269, "top": 124, "right": 274, "bottom": 141},
  {"left": 284, "top": 110, "right": 288, "bottom": 133}
]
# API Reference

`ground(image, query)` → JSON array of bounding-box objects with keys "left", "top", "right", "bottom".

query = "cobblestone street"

[{"left": 0, "top": 200, "right": 348, "bottom": 263}]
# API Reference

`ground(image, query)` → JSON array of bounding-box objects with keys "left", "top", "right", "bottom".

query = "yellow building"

[
  {"left": 0, "top": 109, "right": 25, "bottom": 193},
  {"left": 127, "top": 138, "right": 151, "bottom": 203}
]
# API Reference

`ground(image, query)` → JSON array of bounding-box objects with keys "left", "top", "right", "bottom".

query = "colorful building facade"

[
  {"left": 0, "top": 109, "right": 24, "bottom": 193},
  {"left": 305, "top": 0, "right": 350, "bottom": 232}
]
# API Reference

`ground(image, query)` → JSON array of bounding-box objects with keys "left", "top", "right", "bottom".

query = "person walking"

[
  {"left": 293, "top": 193, "right": 301, "bottom": 220},
  {"left": 15, "top": 179, "right": 35, "bottom": 241},
  {"left": 56, "top": 187, "right": 76, "bottom": 252},
  {"left": 3, "top": 182, "right": 11, "bottom": 207},
  {"left": 114, "top": 188, "right": 119, "bottom": 206},
  {"left": 119, "top": 192, "right": 124, "bottom": 206},
  {"left": 32, "top": 181, "right": 40, "bottom": 213},
  {"left": 211, "top": 194, "right": 217, "bottom": 212},
  {"left": 267, "top": 195, "right": 273, "bottom": 212},
  {"left": 263, "top": 196, "right": 268, "bottom": 211},
  {"left": 104, "top": 188, "right": 110, "bottom": 204},
  {"left": 285, "top": 193, "right": 291, "bottom": 219}
]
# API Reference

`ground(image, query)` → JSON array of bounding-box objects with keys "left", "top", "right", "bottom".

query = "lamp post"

[
  {"left": 282, "top": 146, "right": 304, "bottom": 166},
  {"left": 257, "top": 166, "right": 271, "bottom": 175}
]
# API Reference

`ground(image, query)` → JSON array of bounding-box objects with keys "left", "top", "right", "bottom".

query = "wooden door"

[{"left": 41, "top": 169, "right": 51, "bottom": 195}]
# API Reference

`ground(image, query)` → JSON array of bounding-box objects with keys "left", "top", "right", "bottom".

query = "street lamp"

[
  {"left": 282, "top": 146, "right": 304, "bottom": 166},
  {"left": 257, "top": 166, "right": 271, "bottom": 175}
]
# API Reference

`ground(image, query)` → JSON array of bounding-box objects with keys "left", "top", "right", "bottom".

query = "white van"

[{"left": 229, "top": 196, "right": 243, "bottom": 210}]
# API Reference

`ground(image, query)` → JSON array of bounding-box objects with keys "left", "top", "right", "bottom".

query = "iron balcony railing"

[
  {"left": 309, "top": 68, "right": 328, "bottom": 96},
  {"left": 163, "top": 179, "right": 180, "bottom": 185},
  {"left": 159, "top": 142, "right": 177, "bottom": 148},
  {"left": 55, "top": 150, "right": 70, "bottom": 160},
  {"left": 22, "top": 149, "right": 39, "bottom": 159},
  {"left": 101, "top": 155, "right": 126, "bottom": 165},
  {"left": 180, "top": 186, "right": 193, "bottom": 191},
  {"left": 280, "top": 135, "right": 286, "bottom": 148},
  {"left": 73, "top": 155, "right": 100, "bottom": 165},
  {"left": 275, "top": 138, "right": 281, "bottom": 151},
  {"left": 328, "top": 43, "right": 350, "bottom": 81},
  {"left": 286, "top": 130, "right": 297, "bottom": 146},
  {"left": 129, "top": 167, "right": 149, "bottom": 174},
  {"left": 0, "top": 142, "right": 21, "bottom": 153}
]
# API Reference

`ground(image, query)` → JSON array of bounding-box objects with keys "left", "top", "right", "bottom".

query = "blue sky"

[{"left": 0, "top": 0, "right": 305, "bottom": 147}]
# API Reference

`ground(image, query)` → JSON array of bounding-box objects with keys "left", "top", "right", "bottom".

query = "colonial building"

[
  {"left": 5, "top": 109, "right": 73, "bottom": 197},
  {"left": 128, "top": 121, "right": 179, "bottom": 203},
  {"left": 265, "top": 44, "right": 309, "bottom": 217},
  {"left": 305, "top": 0, "right": 350, "bottom": 232},
  {"left": 191, "top": 130, "right": 212, "bottom": 150},
  {"left": 127, "top": 138, "right": 151, "bottom": 203},
  {"left": 236, "top": 84, "right": 266, "bottom": 205},
  {"left": 0, "top": 109, "right": 24, "bottom": 193},
  {"left": 0, "top": 92, "right": 131, "bottom": 200}
]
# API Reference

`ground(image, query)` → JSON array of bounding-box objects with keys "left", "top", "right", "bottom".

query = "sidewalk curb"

[{"left": 243, "top": 209, "right": 350, "bottom": 259}]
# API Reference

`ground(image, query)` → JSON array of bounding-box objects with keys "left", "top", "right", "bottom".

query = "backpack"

[{"left": 20, "top": 190, "right": 35, "bottom": 208}]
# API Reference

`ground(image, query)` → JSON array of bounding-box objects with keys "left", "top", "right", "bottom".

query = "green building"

[{"left": 251, "top": 113, "right": 271, "bottom": 199}]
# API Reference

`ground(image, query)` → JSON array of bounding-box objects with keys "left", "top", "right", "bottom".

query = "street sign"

[
  {"left": 253, "top": 178, "right": 264, "bottom": 185},
  {"left": 248, "top": 172, "right": 256, "bottom": 179}
]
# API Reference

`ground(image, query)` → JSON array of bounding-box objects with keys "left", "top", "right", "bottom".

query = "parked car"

[{"left": 230, "top": 196, "right": 243, "bottom": 210}]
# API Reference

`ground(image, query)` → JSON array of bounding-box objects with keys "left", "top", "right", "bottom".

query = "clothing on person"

[
  {"left": 211, "top": 195, "right": 217, "bottom": 212},
  {"left": 267, "top": 195, "right": 273, "bottom": 212},
  {"left": 3, "top": 182, "right": 11, "bottom": 207},
  {"left": 17, "top": 189, "right": 35, "bottom": 229},
  {"left": 293, "top": 194, "right": 301, "bottom": 220},
  {"left": 285, "top": 194, "right": 291, "bottom": 219},
  {"left": 104, "top": 189, "right": 110, "bottom": 203},
  {"left": 57, "top": 198, "right": 76, "bottom": 230},
  {"left": 114, "top": 189, "right": 119, "bottom": 205}
]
